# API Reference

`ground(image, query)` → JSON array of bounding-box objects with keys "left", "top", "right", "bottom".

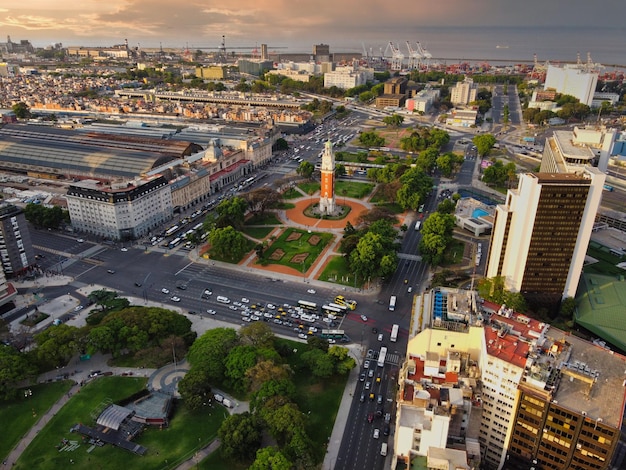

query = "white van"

[
  {"left": 380, "top": 442, "right": 388, "bottom": 456},
  {"left": 216, "top": 296, "right": 231, "bottom": 304}
]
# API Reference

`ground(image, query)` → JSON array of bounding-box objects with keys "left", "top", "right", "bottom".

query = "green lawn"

[
  {"left": 297, "top": 182, "right": 320, "bottom": 195},
  {"left": 245, "top": 213, "right": 282, "bottom": 226},
  {"left": 242, "top": 226, "right": 274, "bottom": 240},
  {"left": 318, "top": 255, "right": 359, "bottom": 287},
  {"left": 335, "top": 181, "right": 375, "bottom": 199},
  {"left": 0, "top": 381, "right": 73, "bottom": 462},
  {"left": 281, "top": 188, "right": 303, "bottom": 200},
  {"left": 260, "top": 228, "right": 333, "bottom": 272},
  {"left": 442, "top": 239, "right": 466, "bottom": 266},
  {"left": 14, "top": 376, "right": 227, "bottom": 470},
  {"left": 276, "top": 338, "right": 350, "bottom": 462},
  {"left": 199, "top": 450, "right": 249, "bottom": 470}
]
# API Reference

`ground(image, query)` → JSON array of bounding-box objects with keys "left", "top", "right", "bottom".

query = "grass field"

[
  {"left": 298, "top": 182, "right": 321, "bottom": 195},
  {"left": 242, "top": 226, "right": 274, "bottom": 240},
  {"left": 281, "top": 188, "right": 303, "bottom": 199},
  {"left": 0, "top": 381, "right": 73, "bottom": 462},
  {"left": 335, "top": 181, "right": 375, "bottom": 199},
  {"left": 245, "top": 213, "right": 282, "bottom": 226},
  {"left": 317, "top": 255, "right": 358, "bottom": 287},
  {"left": 260, "top": 228, "right": 333, "bottom": 272},
  {"left": 442, "top": 239, "right": 466, "bottom": 266},
  {"left": 14, "top": 376, "right": 227, "bottom": 470}
]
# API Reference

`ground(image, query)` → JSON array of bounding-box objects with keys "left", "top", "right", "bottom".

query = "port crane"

[
  {"left": 406, "top": 41, "right": 423, "bottom": 70},
  {"left": 415, "top": 42, "right": 432, "bottom": 69},
  {"left": 385, "top": 41, "right": 404, "bottom": 71}
]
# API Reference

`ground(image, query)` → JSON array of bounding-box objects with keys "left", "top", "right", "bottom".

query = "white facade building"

[
  {"left": 66, "top": 176, "right": 173, "bottom": 240},
  {"left": 450, "top": 78, "right": 477, "bottom": 106},
  {"left": 323, "top": 66, "right": 370, "bottom": 90},
  {"left": 544, "top": 64, "right": 598, "bottom": 107}
]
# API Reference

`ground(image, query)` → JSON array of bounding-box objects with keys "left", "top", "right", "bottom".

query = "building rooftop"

[
  {"left": 528, "top": 327, "right": 626, "bottom": 429},
  {"left": 532, "top": 171, "right": 591, "bottom": 185}
]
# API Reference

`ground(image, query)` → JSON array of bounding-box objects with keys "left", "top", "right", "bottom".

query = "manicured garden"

[
  {"left": 13, "top": 376, "right": 227, "bottom": 470},
  {"left": 281, "top": 188, "right": 303, "bottom": 199},
  {"left": 259, "top": 228, "right": 333, "bottom": 272}
]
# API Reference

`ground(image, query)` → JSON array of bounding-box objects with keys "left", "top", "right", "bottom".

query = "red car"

[{"left": 367, "top": 413, "right": 374, "bottom": 423}]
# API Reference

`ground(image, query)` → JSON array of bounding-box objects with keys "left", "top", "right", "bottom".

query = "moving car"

[
  {"left": 107, "top": 269, "right": 115, "bottom": 274},
  {"left": 161, "top": 288, "right": 170, "bottom": 294},
  {"left": 307, "top": 288, "right": 316, "bottom": 294},
  {"left": 373, "top": 429, "right": 380, "bottom": 439},
  {"left": 360, "top": 315, "right": 368, "bottom": 322},
  {"left": 206, "top": 309, "right": 216, "bottom": 315},
  {"left": 170, "top": 296, "right": 181, "bottom": 302}
]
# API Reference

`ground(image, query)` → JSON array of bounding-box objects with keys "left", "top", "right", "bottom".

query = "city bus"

[
  {"left": 377, "top": 347, "right": 387, "bottom": 367},
  {"left": 168, "top": 237, "right": 182, "bottom": 249},
  {"left": 334, "top": 295, "right": 357, "bottom": 310},
  {"left": 390, "top": 324, "right": 399, "bottom": 343},
  {"left": 322, "top": 305, "right": 344, "bottom": 316},
  {"left": 165, "top": 225, "right": 179, "bottom": 237},
  {"left": 389, "top": 295, "right": 397, "bottom": 311},
  {"left": 297, "top": 300, "right": 318, "bottom": 311},
  {"left": 321, "top": 329, "right": 345, "bottom": 339},
  {"left": 327, "top": 303, "right": 348, "bottom": 315}
]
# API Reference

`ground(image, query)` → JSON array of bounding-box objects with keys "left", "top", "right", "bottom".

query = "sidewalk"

[{"left": 323, "top": 344, "right": 363, "bottom": 470}]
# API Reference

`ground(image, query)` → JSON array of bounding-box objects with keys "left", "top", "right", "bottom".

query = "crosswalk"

[{"left": 385, "top": 352, "right": 401, "bottom": 366}]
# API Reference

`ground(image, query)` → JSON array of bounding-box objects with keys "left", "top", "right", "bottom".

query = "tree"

[
  {"left": 297, "top": 161, "right": 314, "bottom": 179},
  {"left": 300, "top": 348, "right": 335, "bottom": 378},
  {"left": 225, "top": 345, "right": 258, "bottom": 392},
  {"left": 23, "top": 203, "right": 69, "bottom": 229},
  {"left": 273, "top": 138, "right": 289, "bottom": 151},
  {"left": 249, "top": 378, "right": 296, "bottom": 411},
  {"left": 218, "top": 412, "right": 263, "bottom": 461},
  {"left": 472, "top": 134, "right": 497, "bottom": 157},
  {"left": 335, "top": 163, "right": 346, "bottom": 177},
  {"left": 559, "top": 297, "right": 577, "bottom": 320},
  {"left": 349, "top": 231, "right": 398, "bottom": 282},
  {"left": 243, "top": 187, "right": 281, "bottom": 216},
  {"left": 239, "top": 322, "right": 275, "bottom": 348},
  {"left": 187, "top": 328, "right": 238, "bottom": 382},
  {"left": 215, "top": 197, "right": 247, "bottom": 229},
  {"left": 209, "top": 226, "right": 249, "bottom": 261},
  {"left": 328, "top": 345, "right": 356, "bottom": 374},
  {"left": 249, "top": 447, "right": 292, "bottom": 470},
  {"left": 178, "top": 367, "right": 212, "bottom": 410},
  {"left": 0, "top": 345, "right": 38, "bottom": 400},
  {"left": 12, "top": 102, "right": 31, "bottom": 119},
  {"left": 358, "top": 131, "right": 386, "bottom": 148},
  {"left": 262, "top": 402, "right": 306, "bottom": 444},
  {"left": 419, "top": 212, "right": 456, "bottom": 265},
  {"left": 383, "top": 114, "right": 404, "bottom": 127},
  {"left": 437, "top": 198, "right": 456, "bottom": 214},
  {"left": 396, "top": 167, "right": 433, "bottom": 211}
]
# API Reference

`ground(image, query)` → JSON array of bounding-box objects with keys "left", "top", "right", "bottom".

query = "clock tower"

[{"left": 318, "top": 139, "right": 336, "bottom": 215}]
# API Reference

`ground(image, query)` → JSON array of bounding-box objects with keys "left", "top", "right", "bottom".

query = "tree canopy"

[
  {"left": 472, "top": 134, "right": 497, "bottom": 157},
  {"left": 215, "top": 196, "right": 247, "bottom": 230},
  {"left": 209, "top": 226, "right": 249, "bottom": 261}
]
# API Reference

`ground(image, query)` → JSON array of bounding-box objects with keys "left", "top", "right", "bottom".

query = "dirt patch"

[
  {"left": 284, "top": 198, "right": 371, "bottom": 229},
  {"left": 308, "top": 235, "right": 321, "bottom": 246},
  {"left": 286, "top": 231, "right": 302, "bottom": 242},
  {"left": 291, "top": 253, "right": 309, "bottom": 264},
  {"left": 269, "top": 249, "right": 285, "bottom": 261}
]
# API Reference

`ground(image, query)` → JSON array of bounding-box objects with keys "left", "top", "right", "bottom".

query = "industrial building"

[
  {"left": 486, "top": 171, "right": 605, "bottom": 303},
  {"left": 375, "top": 77, "right": 408, "bottom": 109}
]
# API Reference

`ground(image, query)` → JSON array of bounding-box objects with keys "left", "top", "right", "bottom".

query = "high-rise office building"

[
  {"left": 544, "top": 64, "right": 598, "bottom": 107},
  {"left": 0, "top": 203, "right": 35, "bottom": 276},
  {"left": 486, "top": 170, "right": 605, "bottom": 302}
]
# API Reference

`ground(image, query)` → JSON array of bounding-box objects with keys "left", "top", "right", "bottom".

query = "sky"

[{"left": 1, "top": 0, "right": 625, "bottom": 52}]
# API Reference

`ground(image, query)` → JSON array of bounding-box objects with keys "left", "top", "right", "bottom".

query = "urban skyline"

[{"left": 1, "top": 1, "right": 625, "bottom": 56}]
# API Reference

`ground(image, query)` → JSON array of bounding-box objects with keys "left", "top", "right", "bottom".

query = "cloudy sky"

[{"left": 1, "top": 0, "right": 624, "bottom": 51}]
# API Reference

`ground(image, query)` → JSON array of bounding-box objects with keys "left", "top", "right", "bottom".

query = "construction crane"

[
  {"left": 385, "top": 41, "right": 404, "bottom": 71},
  {"left": 406, "top": 41, "right": 423, "bottom": 70}
]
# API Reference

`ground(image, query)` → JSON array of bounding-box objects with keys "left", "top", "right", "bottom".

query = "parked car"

[{"left": 364, "top": 360, "right": 370, "bottom": 369}]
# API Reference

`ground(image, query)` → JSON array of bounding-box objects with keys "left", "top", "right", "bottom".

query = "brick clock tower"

[{"left": 318, "top": 139, "right": 336, "bottom": 215}]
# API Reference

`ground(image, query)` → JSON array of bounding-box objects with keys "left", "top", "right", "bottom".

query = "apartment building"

[
  {"left": 0, "top": 204, "right": 35, "bottom": 276},
  {"left": 399, "top": 289, "right": 626, "bottom": 470},
  {"left": 450, "top": 78, "right": 478, "bottom": 106},
  {"left": 66, "top": 176, "right": 172, "bottom": 240},
  {"left": 486, "top": 170, "right": 605, "bottom": 303},
  {"left": 544, "top": 64, "right": 598, "bottom": 107}
]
